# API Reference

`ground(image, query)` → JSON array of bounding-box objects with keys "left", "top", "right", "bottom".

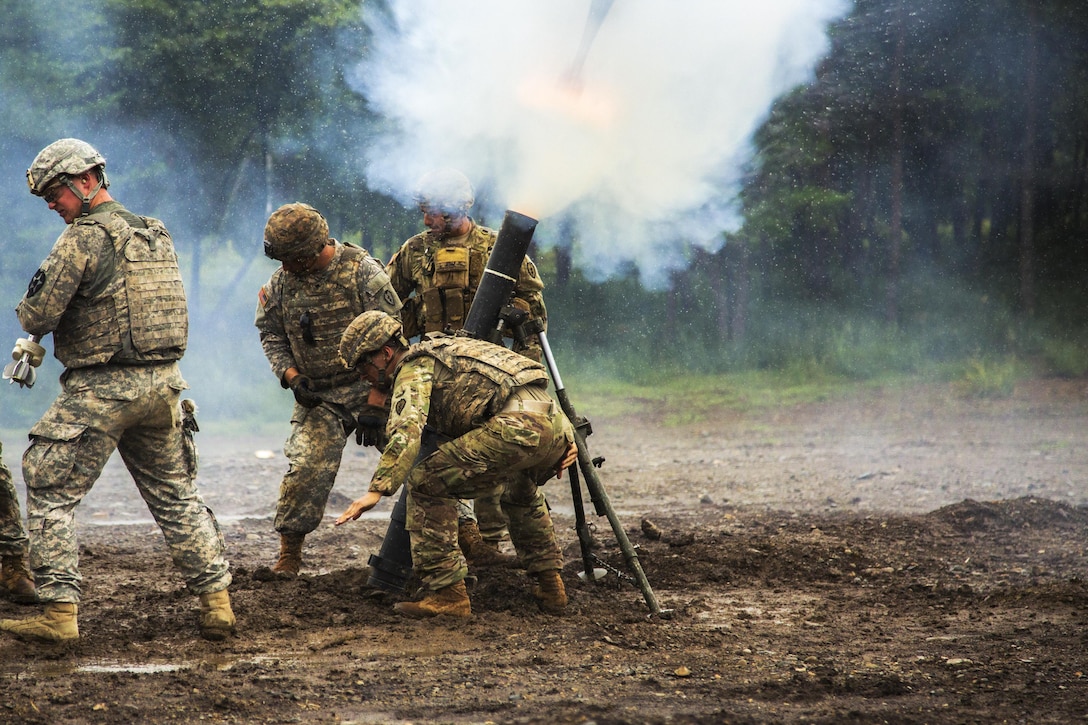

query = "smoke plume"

[{"left": 351, "top": 0, "right": 848, "bottom": 286}]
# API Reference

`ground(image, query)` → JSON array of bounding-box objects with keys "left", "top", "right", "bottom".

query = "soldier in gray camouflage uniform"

[
  {"left": 0, "top": 138, "right": 234, "bottom": 643},
  {"left": 335, "top": 311, "right": 578, "bottom": 618},
  {"left": 255, "top": 203, "right": 401, "bottom": 576},
  {"left": 387, "top": 168, "right": 549, "bottom": 566},
  {"left": 0, "top": 440, "right": 36, "bottom": 603}
]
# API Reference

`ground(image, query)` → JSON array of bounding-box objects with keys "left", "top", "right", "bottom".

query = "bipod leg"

[
  {"left": 538, "top": 330, "right": 666, "bottom": 617},
  {"left": 567, "top": 460, "right": 599, "bottom": 582},
  {"left": 573, "top": 430, "right": 665, "bottom": 617}
]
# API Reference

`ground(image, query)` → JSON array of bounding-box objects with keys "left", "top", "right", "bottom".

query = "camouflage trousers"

[
  {"left": 275, "top": 402, "right": 351, "bottom": 535},
  {"left": 0, "top": 440, "right": 29, "bottom": 558},
  {"left": 455, "top": 491, "right": 510, "bottom": 543},
  {"left": 22, "top": 363, "right": 231, "bottom": 603},
  {"left": 406, "top": 390, "right": 574, "bottom": 590}
]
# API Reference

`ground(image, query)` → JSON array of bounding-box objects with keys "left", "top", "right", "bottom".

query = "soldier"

[
  {"left": 334, "top": 311, "right": 578, "bottom": 618},
  {"left": 386, "top": 168, "right": 549, "bottom": 565},
  {"left": 1, "top": 138, "right": 234, "bottom": 642},
  {"left": 0, "top": 440, "right": 36, "bottom": 603},
  {"left": 255, "top": 203, "right": 401, "bottom": 576}
]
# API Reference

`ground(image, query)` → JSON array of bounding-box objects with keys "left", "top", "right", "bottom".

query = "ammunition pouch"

[{"left": 422, "top": 246, "right": 471, "bottom": 332}]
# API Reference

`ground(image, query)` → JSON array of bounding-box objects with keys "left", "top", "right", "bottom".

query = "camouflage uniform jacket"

[
  {"left": 368, "top": 335, "right": 550, "bottom": 496},
  {"left": 16, "top": 201, "right": 187, "bottom": 368},
  {"left": 255, "top": 241, "right": 401, "bottom": 396},
  {"left": 386, "top": 221, "right": 547, "bottom": 352}
]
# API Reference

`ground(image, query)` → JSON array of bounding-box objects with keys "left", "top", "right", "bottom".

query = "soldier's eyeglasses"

[{"left": 42, "top": 184, "right": 66, "bottom": 205}]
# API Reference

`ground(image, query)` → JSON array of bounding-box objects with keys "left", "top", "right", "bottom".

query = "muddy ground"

[{"left": 2, "top": 377, "right": 1087, "bottom": 724}]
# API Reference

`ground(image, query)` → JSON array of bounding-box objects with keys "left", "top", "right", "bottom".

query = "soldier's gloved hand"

[
  {"left": 289, "top": 375, "right": 322, "bottom": 408},
  {"left": 354, "top": 400, "right": 389, "bottom": 446}
]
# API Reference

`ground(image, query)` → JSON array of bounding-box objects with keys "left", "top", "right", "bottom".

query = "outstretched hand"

[{"left": 335, "top": 491, "right": 384, "bottom": 525}]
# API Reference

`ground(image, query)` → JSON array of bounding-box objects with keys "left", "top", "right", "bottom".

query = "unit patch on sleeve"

[{"left": 26, "top": 268, "right": 46, "bottom": 298}]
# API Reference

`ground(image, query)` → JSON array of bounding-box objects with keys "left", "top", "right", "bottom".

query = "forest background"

[{"left": 1, "top": 0, "right": 1086, "bottom": 431}]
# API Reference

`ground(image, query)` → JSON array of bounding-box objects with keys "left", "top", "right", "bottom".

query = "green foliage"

[
  {"left": 2, "top": 0, "right": 1087, "bottom": 430},
  {"left": 1039, "top": 340, "right": 1088, "bottom": 378},
  {"left": 560, "top": 368, "right": 861, "bottom": 428},
  {"left": 952, "top": 357, "right": 1021, "bottom": 399}
]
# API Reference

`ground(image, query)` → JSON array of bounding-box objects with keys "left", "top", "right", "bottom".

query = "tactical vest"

[
  {"left": 418, "top": 226, "right": 493, "bottom": 334},
  {"left": 53, "top": 211, "right": 187, "bottom": 368},
  {"left": 404, "top": 335, "right": 550, "bottom": 437},
  {"left": 278, "top": 244, "right": 386, "bottom": 383}
]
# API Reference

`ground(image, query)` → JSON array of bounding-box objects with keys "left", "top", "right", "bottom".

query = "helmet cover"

[
  {"left": 263, "top": 202, "right": 330, "bottom": 261},
  {"left": 27, "top": 138, "right": 107, "bottom": 195}
]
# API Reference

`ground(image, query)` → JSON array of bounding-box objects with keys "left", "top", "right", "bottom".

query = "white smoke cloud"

[{"left": 351, "top": 0, "right": 848, "bottom": 286}]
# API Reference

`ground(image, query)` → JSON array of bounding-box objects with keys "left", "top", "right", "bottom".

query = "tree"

[{"left": 101, "top": 0, "right": 368, "bottom": 319}]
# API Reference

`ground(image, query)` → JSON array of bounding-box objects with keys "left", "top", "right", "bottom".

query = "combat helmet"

[
  {"left": 27, "top": 138, "right": 108, "bottom": 196},
  {"left": 339, "top": 311, "right": 409, "bottom": 370},
  {"left": 263, "top": 202, "right": 329, "bottom": 261},
  {"left": 413, "top": 167, "right": 474, "bottom": 216},
  {"left": 27, "top": 138, "right": 110, "bottom": 217}
]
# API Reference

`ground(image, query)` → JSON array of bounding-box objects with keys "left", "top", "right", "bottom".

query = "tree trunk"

[
  {"left": 885, "top": 3, "right": 906, "bottom": 327},
  {"left": 1018, "top": 6, "right": 1038, "bottom": 316},
  {"left": 731, "top": 242, "right": 749, "bottom": 344}
]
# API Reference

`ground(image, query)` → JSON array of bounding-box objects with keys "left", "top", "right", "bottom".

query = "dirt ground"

[{"left": 2, "top": 377, "right": 1087, "bottom": 724}]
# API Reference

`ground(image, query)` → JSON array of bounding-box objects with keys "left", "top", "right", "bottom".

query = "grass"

[
  {"left": 951, "top": 357, "right": 1022, "bottom": 399},
  {"left": 561, "top": 368, "right": 874, "bottom": 426}
]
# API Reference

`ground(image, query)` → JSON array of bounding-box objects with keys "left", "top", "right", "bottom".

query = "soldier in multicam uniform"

[
  {"left": 334, "top": 311, "right": 578, "bottom": 618},
  {"left": 255, "top": 203, "right": 401, "bottom": 576},
  {"left": 386, "top": 168, "right": 548, "bottom": 566},
  {"left": 0, "top": 138, "right": 235, "bottom": 642},
  {"left": 0, "top": 440, "right": 36, "bottom": 603}
]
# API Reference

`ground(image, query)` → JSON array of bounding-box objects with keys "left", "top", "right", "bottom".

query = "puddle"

[
  {"left": 78, "top": 663, "right": 186, "bottom": 674},
  {"left": 3, "top": 654, "right": 258, "bottom": 679}
]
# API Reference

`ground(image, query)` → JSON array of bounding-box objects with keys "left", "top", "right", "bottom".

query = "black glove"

[
  {"left": 355, "top": 414, "right": 388, "bottom": 448},
  {"left": 351, "top": 403, "right": 389, "bottom": 448},
  {"left": 289, "top": 375, "right": 322, "bottom": 408}
]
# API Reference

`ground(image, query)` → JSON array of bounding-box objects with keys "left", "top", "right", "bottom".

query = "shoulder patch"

[
  {"left": 258, "top": 286, "right": 269, "bottom": 308},
  {"left": 26, "top": 268, "right": 46, "bottom": 298}
]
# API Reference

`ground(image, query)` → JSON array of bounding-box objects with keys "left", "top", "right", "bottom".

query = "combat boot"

[
  {"left": 198, "top": 589, "right": 236, "bottom": 641},
  {"left": 0, "top": 602, "right": 78, "bottom": 642},
  {"left": 1, "top": 554, "right": 37, "bottom": 603},
  {"left": 458, "top": 520, "right": 517, "bottom": 567},
  {"left": 393, "top": 580, "right": 471, "bottom": 618},
  {"left": 530, "top": 570, "right": 568, "bottom": 614},
  {"left": 271, "top": 533, "right": 305, "bottom": 576}
]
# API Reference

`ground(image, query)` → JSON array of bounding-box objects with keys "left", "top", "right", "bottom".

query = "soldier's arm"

[
  {"left": 514, "top": 255, "right": 547, "bottom": 329},
  {"left": 360, "top": 256, "right": 402, "bottom": 315},
  {"left": 511, "top": 254, "right": 547, "bottom": 359},
  {"left": 16, "top": 227, "right": 97, "bottom": 336},
  {"left": 384, "top": 244, "right": 415, "bottom": 302},
  {"left": 254, "top": 277, "right": 296, "bottom": 382},
  {"left": 367, "top": 356, "right": 433, "bottom": 496},
  {"left": 385, "top": 244, "right": 423, "bottom": 339}
]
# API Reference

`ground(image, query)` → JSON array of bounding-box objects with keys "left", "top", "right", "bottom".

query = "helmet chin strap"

[
  {"left": 66, "top": 171, "right": 107, "bottom": 217},
  {"left": 372, "top": 348, "right": 397, "bottom": 392}
]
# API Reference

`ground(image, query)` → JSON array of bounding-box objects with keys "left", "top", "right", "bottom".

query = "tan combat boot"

[
  {"left": 271, "top": 533, "right": 305, "bottom": 576},
  {"left": 1, "top": 554, "right": 37, "bottom": 604},
  {"left": 198, "top": 589, "right": 236, "bottom": 641},
  {"left": 458, "top": 520, "right": 517, "bottom": 567},
  {"left": 530, "top": 570, "right": 568, "bottom": 614},
  {"left": 393, "top": 580, "right": 471, "bottom": 618},
  {"left": 0, "top": 602, "right": 78, "bottom": 642}
]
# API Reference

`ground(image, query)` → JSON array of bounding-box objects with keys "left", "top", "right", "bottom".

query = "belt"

[
  {"left": 500, "top": 395, "right": 555, "bottom": 416},
  {"left": 309, "top": 371, "right": 360, "bottom": 391}
]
